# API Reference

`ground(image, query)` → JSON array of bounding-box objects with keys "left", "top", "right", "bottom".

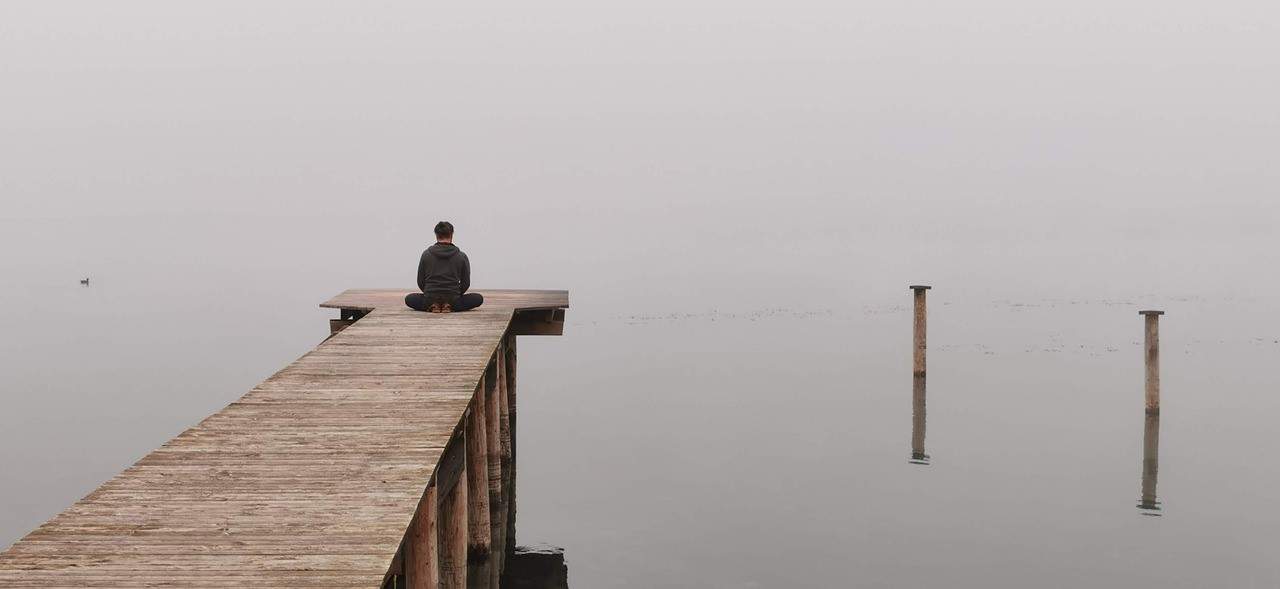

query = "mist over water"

[{"left": 2, "top": 2, "right": 1279, "bottom": 587}]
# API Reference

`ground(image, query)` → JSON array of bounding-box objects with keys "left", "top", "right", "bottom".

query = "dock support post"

[
  {"left": 465, "top": 380, "right": 493, "bottom": 588},
  {"left": 1139, "top": 310, "right": 1164, "bottom": 414},
  {"left": 503, "top": 335, "right": 518, "bottom": 555},
  {"left": 438, "top": 439, "right": 468, "bottom": 589},
  {"left": 407, "top": 485, "right": 439, "bottom": 589},
  {"left": 329, "top": 318, "right": 357, "bottom": 335},
  {"left": 910, "top": 286, "right": 931, "bottom": 377},
  {"left": 484, "top": 358, "right": 504, "bottom": 587},
  {"left": 497, "top": 340, "right": 513, "bottom": 560}
]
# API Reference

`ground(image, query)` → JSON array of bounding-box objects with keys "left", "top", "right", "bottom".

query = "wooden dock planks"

[{"left": 0, "top": 289, "right": 567, "bottom": 588}]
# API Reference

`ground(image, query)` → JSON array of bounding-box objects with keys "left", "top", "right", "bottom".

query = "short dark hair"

[{"left": 434, "top": 221, "right": 454, "bottom": 238}]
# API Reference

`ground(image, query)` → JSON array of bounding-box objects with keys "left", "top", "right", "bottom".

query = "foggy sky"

[{"left": 3, "top": 2, "right": 1277, "bottom": 308}]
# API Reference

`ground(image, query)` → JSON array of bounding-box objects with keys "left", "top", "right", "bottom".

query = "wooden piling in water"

[
  {"left": 910, "top": 286, "right": 931, "bottom": 377},
  {"left": 1139, "top": 310, "right": 1164, "bottom": 414},
  {"left": 504, "top": 335, "right": 519, "bottom": 556},
  {"left": 438, "top": 437, "right": 469, "bottom": 589},
  {"left": 484, "top": 358, "right": 504, "bottom": 588},
  {"left": 494, "top": 340, "right": 513, "bottom": 578},
  {"left": 465, "top": 380, "right": 493, "bottom": 588},
  {"left": 408, "top": 486, "right": 440, "bottom": 589}
]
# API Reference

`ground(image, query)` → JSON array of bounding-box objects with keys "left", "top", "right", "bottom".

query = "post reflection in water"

[
  {"left": 910, "top": 375, "right": 930, "bottom": 465},
  {"left": 1138, "top": 413, "right": 1162, "bottom": 516}
]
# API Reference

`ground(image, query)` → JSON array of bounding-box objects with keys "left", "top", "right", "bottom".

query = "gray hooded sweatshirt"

[{"left": 417, "top": 243, "right": 471, "bottom": 298}]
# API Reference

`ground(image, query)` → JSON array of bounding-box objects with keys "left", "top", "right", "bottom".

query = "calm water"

[
  {"left": 523, "top": 294, "right": 1280, "bottom": 588},
  {"left": 1, "top": 216, "right": 1278, "bottom": 588}
]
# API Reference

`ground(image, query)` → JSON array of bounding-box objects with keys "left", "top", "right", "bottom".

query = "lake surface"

[
  {"left": 2, "top": 216, "right": 1278, "bottom": 588},
  {"left": 521, "top": 293, "right": 1280, "bottom": 588}
]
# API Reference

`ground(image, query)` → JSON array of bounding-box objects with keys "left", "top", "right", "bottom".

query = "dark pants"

[{"left": 404, "top": 292, "right": 484, "bottom": 312}]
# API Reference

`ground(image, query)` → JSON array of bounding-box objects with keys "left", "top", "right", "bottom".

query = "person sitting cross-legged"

[{"left": 404, "top": 221, "right": 484, "bottom": 313}]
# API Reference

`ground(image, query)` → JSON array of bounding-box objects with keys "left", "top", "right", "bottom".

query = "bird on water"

[{"left": 80, "top": 278, "right": 90, "bottom": 286}]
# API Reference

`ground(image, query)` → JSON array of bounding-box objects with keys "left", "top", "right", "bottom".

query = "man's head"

[{"left": 434, "top": 221, "right": 455, "bottom": 243}]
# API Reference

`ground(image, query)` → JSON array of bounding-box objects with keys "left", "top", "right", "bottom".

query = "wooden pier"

[{"left": 0, "top": 288, "right": 568, "bottom": 588}]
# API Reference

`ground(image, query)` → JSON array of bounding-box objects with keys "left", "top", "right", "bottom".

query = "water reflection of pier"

[
  {"left": 1137, "top": 413, "right": 1162, "bottom": 516},
  {"left": 910, "top": 375, "right": 930, "bottom": 465}
]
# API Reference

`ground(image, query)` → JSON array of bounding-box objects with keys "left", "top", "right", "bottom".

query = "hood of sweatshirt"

[{"left": 428, "top": 243, "right": 459, "bottom": 259}]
